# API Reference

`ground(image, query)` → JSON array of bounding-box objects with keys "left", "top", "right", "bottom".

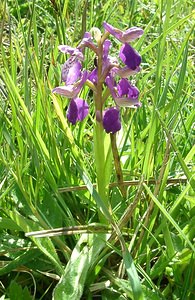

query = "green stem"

[
  {"left": 93, "top": 36, "right": 111, "bottom": 223},
  {"left": 94, "top": 121, "right": 110, "bottom": 223}
]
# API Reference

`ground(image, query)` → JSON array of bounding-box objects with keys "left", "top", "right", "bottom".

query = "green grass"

[{"left": 0, "top": 0, "right": 195, "bottom": 299}]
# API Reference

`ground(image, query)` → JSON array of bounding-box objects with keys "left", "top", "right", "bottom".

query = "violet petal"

[
  {"left": 103, "top": 107, "right": 121, "bottom": 134},
  {"left": 103, "top": 39, "right": 112, "bottom": 61},
  {"left": 58, "top": 45, "right": 84, "bottom": 60},
  {"left": 67, "top": 98, "right": 89, "bottom": 124},
  {"left": 61, "top": 59, "right": 82, "bottom": 84},
  {"left": 78, "top": 32, "right": 98, "bottom": 54},
  {"left": 122, "top": 27, "right": 144, "bottom": 42},
  {"left": 111, "top": 66, "right": 141, "bottom": 78},
  {"left": 114, "top": 96, "right": 141, "bottom": 107},
  {"left": 103, "top": 22, "right": 143, "bottom": 43},
  {"left": 88, "top": 68, "right": 98, "bottom": 84},
  {"left": 105, "top": 75, "right": 117, "bottom": 98},
  {"left": 103, "top": 22, "right": 123, "bottom": 41},
  {"left": 119, "top": 43, "right": 141, "bottom": 70},
  {"left": 117, "top": 78, "right": 131, "bottom": 96},
  {"left": 52, "top": 71, "right": 88, "bottom": 98}
]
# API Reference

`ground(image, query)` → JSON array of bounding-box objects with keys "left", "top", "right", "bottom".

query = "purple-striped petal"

[
  {"left": 114, "top": 96, "right": 141, "bottom": 107},
  {"left": 61, "top": 58, "right": 82, "bottom": 84},
  {"left": 122, "top": 27, "right": 144, "bottom": 42}
]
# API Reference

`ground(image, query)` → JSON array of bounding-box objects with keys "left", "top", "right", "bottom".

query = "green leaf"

[
  {"left": 53, "top": 234, "right": 107, "bottom": 300},
  {"left": 0, "top": 217, "right": 21, "bottom": 231},
  {"left": 6, "top": 210, "right": 63, "bottom": 275},
  {"left": 122, "top": 245, "right": 144, "bottom": 300},
  {"left": 143, "top": 183, "right": 195, "bottom": 252},
  {"left": 0, "top": 248, "right": 41, "bottom": 276},
  {"left": 8, "top": 281, "right": 32, "bottom": 300}
]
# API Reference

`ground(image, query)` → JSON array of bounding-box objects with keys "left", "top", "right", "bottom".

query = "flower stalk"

[
  {"left": 94, "top": 36, "right": 111, "bottom": 222},
  {"left": 94, "top": 122, "right": 111, "bottom": 222}
]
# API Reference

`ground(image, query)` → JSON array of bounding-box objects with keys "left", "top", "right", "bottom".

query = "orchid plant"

[{"left": 52, "top": 22, "right": 143, "bottom": 221}]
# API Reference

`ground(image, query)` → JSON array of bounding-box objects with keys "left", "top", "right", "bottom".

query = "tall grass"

[{"left": 0, "top": 0, "right": 194, "bottom": 299}]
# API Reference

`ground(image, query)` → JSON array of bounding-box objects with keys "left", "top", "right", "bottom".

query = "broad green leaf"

[{"left": 53, "top": 234, "right": 108, "bottom": 300}]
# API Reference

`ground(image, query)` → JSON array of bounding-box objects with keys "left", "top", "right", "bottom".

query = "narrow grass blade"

[{"left": 143, "top": 183, "right": 195, "bottom": 252}]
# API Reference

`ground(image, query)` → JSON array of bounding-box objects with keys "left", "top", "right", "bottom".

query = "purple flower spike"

[
  {"left": 103, "top": 107, "right": 121, "bottom": 134},
  {"left": 119, "top": 43, "right": 141, "bottom": 70},
  {"left": 67, "top": 98, "right": 89, "bottom": 125},
  {"left": 103, "top": 22, "right": 143, "bottom": 43},
  {"left": 52, "top": 71, "right": 88, "bottom": 98}
]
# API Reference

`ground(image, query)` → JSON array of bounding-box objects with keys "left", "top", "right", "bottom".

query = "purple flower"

[
  {"left": 103, "top": 22, "right": 143, "bottom": 43},
  {"left": 103, "top": 107, "right": 121, "bottom": 133},
  {"left": 67, "top": 98, "right": 89, "bottom": 125},
  {"left": 106, "top": 76, "right": 141, "bottom": 107},
  {"left": 52, "top": 71, "right": 88, "bottom": 98},
  {"left": 52, "top": 22, "right": 143, "bottom": 132},
  {"left": 119, "top": 43, "right": 141, "bottom": 70}
]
